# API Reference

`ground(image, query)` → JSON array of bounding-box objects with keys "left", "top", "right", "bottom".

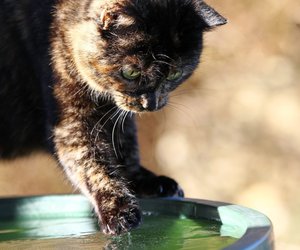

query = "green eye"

[
  {"left": 121, "top": 67, "right": 141, "bottom": 80},
  {"left": 167, "top": 69, "right": 183, "bottom": 81}
]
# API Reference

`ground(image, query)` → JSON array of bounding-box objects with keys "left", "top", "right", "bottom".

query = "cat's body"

[{"left": 0, "top": 0, "right": 226, "bottom": 235}]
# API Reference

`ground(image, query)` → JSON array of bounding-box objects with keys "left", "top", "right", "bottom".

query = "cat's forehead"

[
  {"left": 89, "top": 0, "right": 226, "bottom": 35},
  {"left": 93, "top": 0, "right": 203, "bottom": 34},
  {"left": 121, "top": 0, "right": 201, "bottom": 29},
  {"left": 103, "top": 1, "right": 204, "bottom": 55}
]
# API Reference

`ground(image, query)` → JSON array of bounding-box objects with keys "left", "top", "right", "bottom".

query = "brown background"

[{"left": 0, "top": 0, "right": 299, "bottom": 249}]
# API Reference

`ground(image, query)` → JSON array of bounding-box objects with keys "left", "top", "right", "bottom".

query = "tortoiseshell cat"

[{"left": 0, "top": 0, "right": 226, "bottom": 235}]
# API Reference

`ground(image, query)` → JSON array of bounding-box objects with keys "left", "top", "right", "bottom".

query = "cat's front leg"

[
  {"left": 117, "top": 116, "right": 184, "bottom": 198},
  {"left": 53, "top": 112, "right": 141, "bottom": 235}
]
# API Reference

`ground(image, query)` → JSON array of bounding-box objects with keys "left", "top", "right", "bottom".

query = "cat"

[{"left": 0, "top": 0, "right": 226, "bottom": 235}]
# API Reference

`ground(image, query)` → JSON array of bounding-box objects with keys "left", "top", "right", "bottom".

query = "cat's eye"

[
  {"left": 121, "top": 67, "right": 141, "bottom": 80},
  {"left": 167, "top": 69, "right": 183, "bottom": 81}
]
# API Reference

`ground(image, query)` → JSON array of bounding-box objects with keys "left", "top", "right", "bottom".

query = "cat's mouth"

[{"left": 115, "top": 93, "right": 168, "bottom": 113}]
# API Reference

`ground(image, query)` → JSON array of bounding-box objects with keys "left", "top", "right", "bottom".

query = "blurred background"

[{"left": 0, "top": 0, "right": 299, "bottom": 249}]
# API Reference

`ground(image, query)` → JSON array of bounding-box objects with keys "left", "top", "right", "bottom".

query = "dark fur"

[{"left": 0, "top": 0, "right": 226, "bottom": 235}]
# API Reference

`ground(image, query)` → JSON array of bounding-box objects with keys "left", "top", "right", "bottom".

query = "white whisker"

[
  {"left": 167, "top": 101, "right": 197, "bottom": 127},
  {"left": 91, "top": 106, "right": 117, "bottom": 136},
  {"left": 121, "top": 111, "right": 130, "bottom": 133},
  {"left": 112, "top": 109, "right": 123, "bottom": 159}
]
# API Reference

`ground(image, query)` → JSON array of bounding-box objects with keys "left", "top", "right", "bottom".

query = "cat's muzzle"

[
  {"left": 140, "top": 93, "right": 158, "bottom": 111},
  {"left": 127, "top": 93, "right": 166, "bottom": 112}
]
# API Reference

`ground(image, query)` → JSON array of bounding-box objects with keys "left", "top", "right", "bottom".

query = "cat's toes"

[
  {"left": 135, "top": 175, "right": 184, "bottom": 198},
  {"left": 97, "top": 196, "right": 142, "bottom": 235},
  {"left": 153, "top": 176, "right": 184, "bottom": 197},
  {"left": 101, "top": 206, "right": 141, "bottom": 235}
]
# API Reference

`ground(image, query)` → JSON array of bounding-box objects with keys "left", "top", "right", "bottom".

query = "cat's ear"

[
  {"left": 99, "top": 8, "right": 116, "bottom": 31},
  {"left": 99, "top": 7, "right": 133, "bottom": 32},
  {"left": 196, "top": 1, "right": 227, "bottom": 29}
]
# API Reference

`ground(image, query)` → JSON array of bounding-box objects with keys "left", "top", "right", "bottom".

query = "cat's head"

[{"left": 69, "top": 0, "right": 226, "bottom": 112}]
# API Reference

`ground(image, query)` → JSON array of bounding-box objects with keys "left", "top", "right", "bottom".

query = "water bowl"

[{"left": 0, "top": 195, "right": 274, "bottom": 249}]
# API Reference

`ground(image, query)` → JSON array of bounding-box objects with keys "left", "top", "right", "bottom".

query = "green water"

[{"left": 0, "top": 212, "right": 236, "bottom": 249}]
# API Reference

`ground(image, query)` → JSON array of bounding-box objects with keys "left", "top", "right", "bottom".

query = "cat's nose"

[{"left": 140, "top": 93, "right": 158, "bottom": 111}]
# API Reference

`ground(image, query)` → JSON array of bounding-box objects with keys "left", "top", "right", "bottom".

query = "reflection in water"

[{"left": 0, "top": 212, "right": 236, "bottom": 250}]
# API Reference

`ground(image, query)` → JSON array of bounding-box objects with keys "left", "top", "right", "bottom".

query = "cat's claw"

[
  {"left": 171, "top": 185, "right": 185, "bottom": 198},
  {"left": 101, "top": 208, "right": 141, "bottom": 235}
]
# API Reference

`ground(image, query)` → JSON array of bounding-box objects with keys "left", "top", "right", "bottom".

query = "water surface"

[{"left": 0, "top": 212, "right": 236, "bottom": 249}]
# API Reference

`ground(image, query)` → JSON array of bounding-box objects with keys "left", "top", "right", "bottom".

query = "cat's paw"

[
  {"left": 135, "top": 175, "right": 184, "bottom": 198},
  {"left": 96, "top": 195, "right": 142, "bottom": 235}
]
